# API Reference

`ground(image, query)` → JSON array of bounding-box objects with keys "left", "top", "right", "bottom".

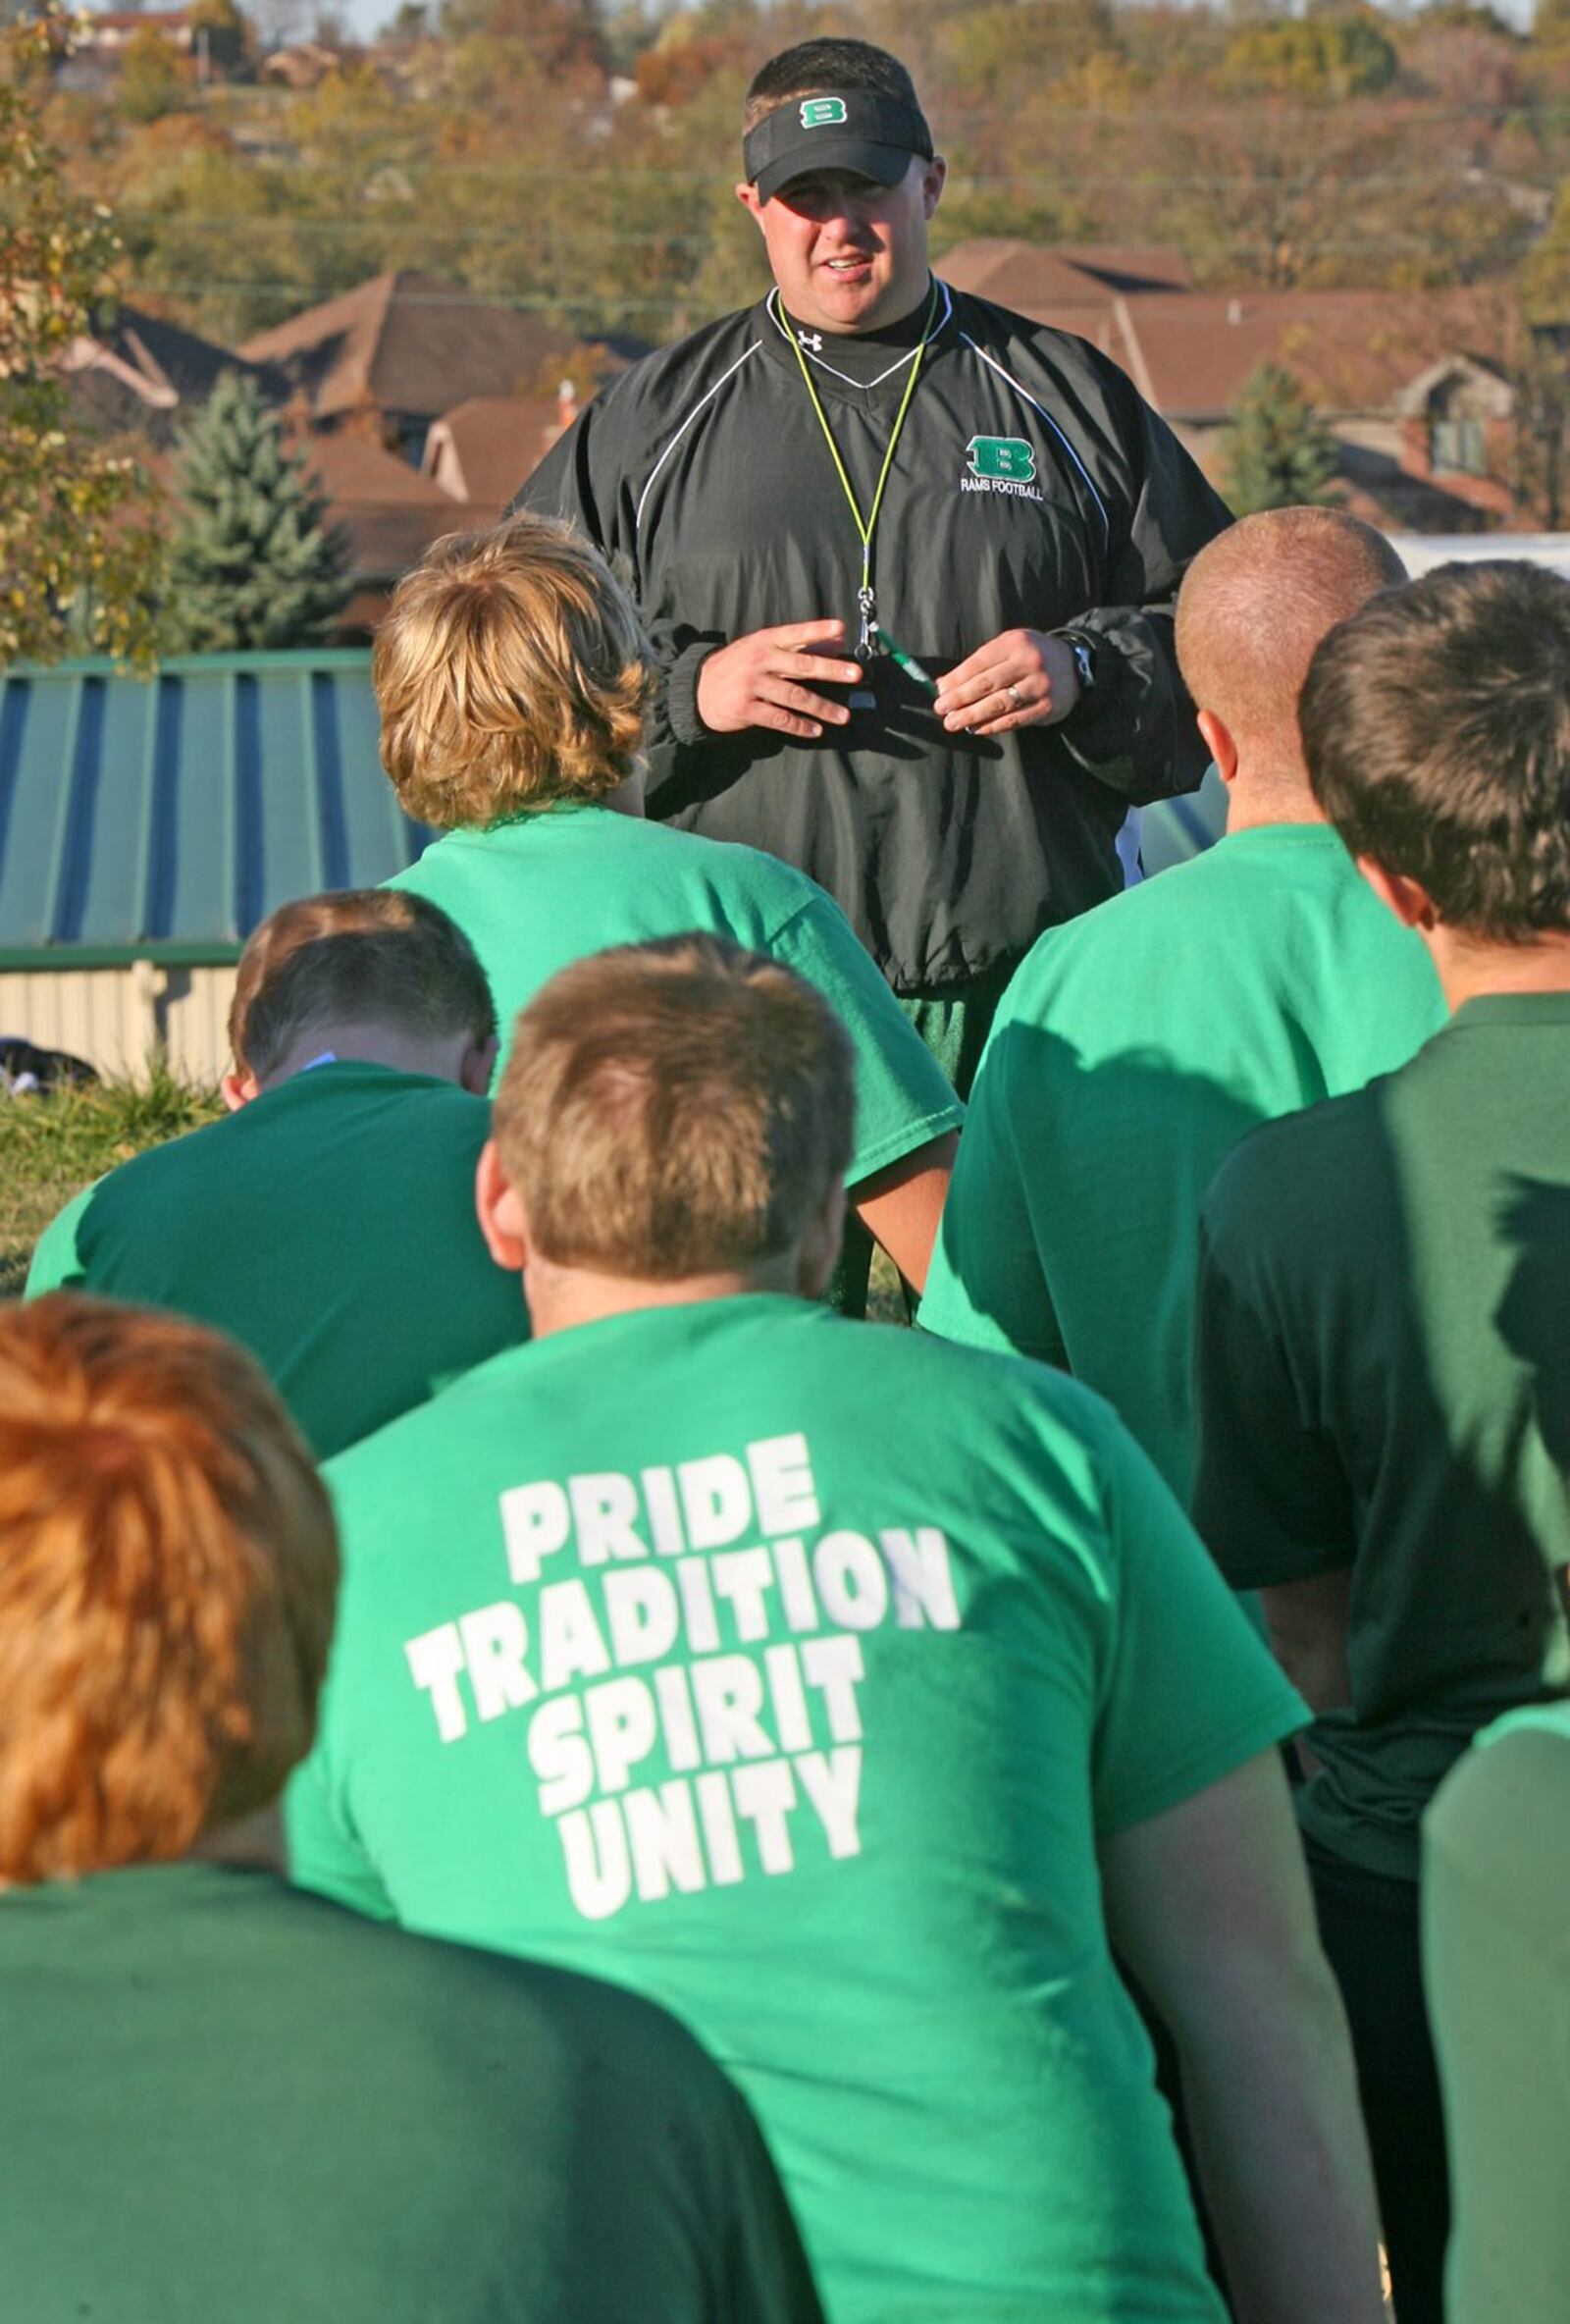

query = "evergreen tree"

[
  {"left": 165, "top": 373, "right": 349, "bottom": 652},
  {"left": 1220, "top": 364, "right": 1340, "bottom": 516}
]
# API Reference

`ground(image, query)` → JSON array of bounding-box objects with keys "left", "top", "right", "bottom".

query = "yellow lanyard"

[{"left": 783, "top": 283, "right": 941, "bottom": 656}]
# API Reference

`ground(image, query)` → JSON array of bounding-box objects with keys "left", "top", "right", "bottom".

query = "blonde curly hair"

[{"left": 373, "top": 513, "right": 654, "bottom": 829}]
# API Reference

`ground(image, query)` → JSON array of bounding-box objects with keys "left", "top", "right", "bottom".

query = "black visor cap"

[{"left": 744, "top": 92, "right": 933, "bottom": 204}]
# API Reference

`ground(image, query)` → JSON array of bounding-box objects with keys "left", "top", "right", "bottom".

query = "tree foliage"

[
  {"left": 164, "top": 371, "right": 348, "bottom": 650},
  {"left": 1220, "top": 363, "right": 1340, "bottom": 515},
  {"left": 116, "top": 29, "right": 195, "bottom": 124},
  {"left": 0, "top": 10, "right": 163, "bottom": 666},
  {"left": 19, "top": 0, "right": 1570, "bottom": 364}
]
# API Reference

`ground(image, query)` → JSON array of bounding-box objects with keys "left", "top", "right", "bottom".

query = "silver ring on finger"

[{"left": 1006, "top": 683, "right": 1022, "bottom": 708}]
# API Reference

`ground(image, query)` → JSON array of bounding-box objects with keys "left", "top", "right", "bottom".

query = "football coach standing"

[{"left": 517, "top": 37, "right": 1231, "bottom": 1086}]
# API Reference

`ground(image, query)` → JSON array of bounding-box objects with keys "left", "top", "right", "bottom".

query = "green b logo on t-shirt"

[
  {"left": 800, "top": 96, "right": 849, "bottom": 128},
  {"left": 967, "top": 435, "right": 1038, "bottom": 482}
]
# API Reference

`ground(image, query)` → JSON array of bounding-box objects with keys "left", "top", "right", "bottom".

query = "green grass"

[
  {"left": 0, "top": 1059, "right": 224, "bottom": 1298},
  {"left": 0, "top": 1062, "right": 916, "bottom": 1315}
]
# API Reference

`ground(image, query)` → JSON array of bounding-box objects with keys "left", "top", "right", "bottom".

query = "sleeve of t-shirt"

[
  {"left": 917, "top": 1009, "right": 1068, "bottom": 1364},
  {"left": 24, "top": 1182, "right": 96, "bottom": 1295},
  {"left": 1190, "top": 1190, "right": 1357, "bottom": 1591},
  {"left": 1087, "top": 1400, "right": 1307, "bottom": 1835},
  {"left": 285, "top": 1737, "right": 397, "bottom": 1925},
  {"left": 711, "top": 2079, "right": 829, "bottom": 2324},
  {"left": 767, "top": 891, "right": 964, "bottom": 1183}
]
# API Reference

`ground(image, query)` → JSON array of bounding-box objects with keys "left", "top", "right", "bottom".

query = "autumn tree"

[
  {"left": 116, "top": 27, "right": 195, "bottom": 123},
  {"left": 0, "top": 10, "right": 164, "bottom": 664},
  {"left": 1220, "top": 363, "right": 1340, "bottom": 514}
]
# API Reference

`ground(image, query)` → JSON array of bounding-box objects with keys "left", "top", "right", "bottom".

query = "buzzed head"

[{"left": 1176, "top": 508, "right": 1406, "bottom": 797}]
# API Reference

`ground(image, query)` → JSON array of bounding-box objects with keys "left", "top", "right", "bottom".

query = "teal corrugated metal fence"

[{"left": 0, "top": 653, "right": 431, "bottom": 963}]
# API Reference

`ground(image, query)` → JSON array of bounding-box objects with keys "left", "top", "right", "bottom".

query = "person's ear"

[
  {"left": 460, "top": 1035, "right": 499, "bottom": 1096},
  {"left": 920, "top": 155, "right": 946, "bottom": 218},
  {"left": 222, "top": 1068, "right": 261, "bottom": 1112},
  {"left": 475, "top": 1137, "right": 531, "bottom": 1273},
  {"left": 797, "top": 1178, "right": 849, "bottom": 1301},
  {"left": 1196, "top": 708, "right": 1239, "bottom": 788},
  {"left": 736, "top": 181, "right": 764, "bottom": 225},
  {"left": 1357, "top": 857, "right": 1438, "bottom": 932}
]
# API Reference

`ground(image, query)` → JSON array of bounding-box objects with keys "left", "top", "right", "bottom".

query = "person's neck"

[
  {"left": 525, "top": 1258, "right": 801, "bottom": 1342},
  {"left": 1221, "top": 753, "right": 1326, "bottom": 835},
  {"left": 258, "top": 1023, "right": 468, "bottom": 1091},
  {"left": 1427, "top": 927, "right": 1570, "bottom": 1013},
  {"left": 780, "top": 280, "right": 935, "bottom": 375}
]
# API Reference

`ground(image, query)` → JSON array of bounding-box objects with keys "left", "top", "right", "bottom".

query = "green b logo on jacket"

[{"left": 967, "top": 436, "right": 1037, "bottom": 482}]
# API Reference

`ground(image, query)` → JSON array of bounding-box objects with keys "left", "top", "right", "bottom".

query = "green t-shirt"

[
  {"left": 26, "top": 1064, "right": 526, "bottom": 1460},
  {"left": 918, "top": 824, "right": 1444, "bottom": 1500},
  {"left": 1193, "top": 996, "right": 1570, "bottom": 1881},
  {"left": 0, "top": 1860, "right": 823, "bottom": 2324},
  {"left": 1423, "top": 1704, "right": 1570, "bottom": 2324},
  {"left": 288, "top": 1294, "right": 1304, "bottom": 2324},
  {"left": 388, "top": 806, "right": 963, "bottom": 1184}
]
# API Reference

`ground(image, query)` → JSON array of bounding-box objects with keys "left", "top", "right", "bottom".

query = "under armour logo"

[{"left": 797, "top": 329, "right": 824, "bottom": 353}]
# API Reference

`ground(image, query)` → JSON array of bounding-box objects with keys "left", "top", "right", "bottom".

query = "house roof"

[
  {"left": 939, "top": 239, "right": 1192, "bottom": 310},
  {"left": 936, "top": 241, "right": 1512, "bottom": 423},
  {"left": 238, "top": 271, "right": 579, "bottom": 426},
  {"left": 81, "top": 8, "right": 192, "bottom": 31},
  {"left": 1115, "top": 289, "right": 1511, "bottom": 423},
  {"left": 293, "top": 431, "right": 484, "bottom": 582},
  {"left": 422, "top": 395, "right": 574, "bottom": 512},
  {"left": 0, "top": 654, "right": 428, "bottom": 963},
  {"left": 62, "top": 305, "right": 287, "bottom": 447}
]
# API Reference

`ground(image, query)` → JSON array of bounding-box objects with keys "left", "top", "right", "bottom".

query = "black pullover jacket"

[{"left": 518, "top": 279, "right": 1231, "bottom": 993}]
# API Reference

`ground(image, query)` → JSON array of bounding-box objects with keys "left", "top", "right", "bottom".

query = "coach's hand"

[
  {"left": 697, "top": 620, "right": 863, "bottom": 742},
  {"left": 933, "top": 629, "right": 1080, "bottom": 738}
]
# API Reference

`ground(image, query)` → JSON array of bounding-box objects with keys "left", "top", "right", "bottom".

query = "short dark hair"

[
  {"left": 743, "top": 38, "right": 918, "bottom": 132},
  {"left": 493, "top": 933, "right": 857, "bottom": 1280},
  {"left": 1301, "top": 559, "right": 1570, "bottom": 941},
  {"left": 231, "top": 889, "right": 497, "bottom": 1079}
]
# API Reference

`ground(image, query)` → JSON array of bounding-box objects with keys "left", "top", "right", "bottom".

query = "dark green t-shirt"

[
  {"left": 288, "top": 1294, "right": 1304, "bottom": 2324},
  {"left": 918, "top": 824, "right": 1444, "bottom": 1500},
  {"left": 1424, "top": 1704, "right": 1570, "bottom": 2324},
  {"left": 26, "top": 1063, "right": 526, "bottom": 1460},
  {"left": 388, "top": 806, "right": 963, "bottom": 1182},
  {"left": 1193, "top": 995, "right": 1570, "bottom": 1880},
  {"left": 0, "top": 1860, "right": 823, "bottom": 2324}
]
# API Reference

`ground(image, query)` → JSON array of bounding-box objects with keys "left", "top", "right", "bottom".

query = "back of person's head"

[
  {"left": 0, "top": 1295, "right": 337, "bottom": 1885},
  {"left": 1176, "top": 507, "right": 1406, "bottom": 795},
  {"left": 1300, "top": 558, "right": 1570, "bottom": 942},
  {"left": 493, "top": 933, "right": 856, "bottom": 1279},
  {"left": 743, "top": 37, "right": 919, "bottom": 128},
  {"left": 743, "top": 38, "right": 920, "bottom": 131},
  {"left": 229, "top": 887, "right": 496, "bottom": 1082},
  {"left": 374, "top": 514, "right": 652, "bottom": 830}
]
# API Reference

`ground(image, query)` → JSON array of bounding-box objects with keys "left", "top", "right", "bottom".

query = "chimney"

[{"left": 1228, "top": 299, "right": 1243, "bottom": 326}]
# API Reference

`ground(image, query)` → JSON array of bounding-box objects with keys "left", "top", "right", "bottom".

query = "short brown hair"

[
  {"left": 1176, "top": 507, "right": 1407, "bottom": 760},
  {"left": 493, "top": 934, "right": 857, "bottom": 1278},
  {"left": 0, "top": 1296, "right": 338, "bottom": 1885},
  {"left": 743, "top": 37, "right": 921, "bottom": 132},
  {"left": 1301, "top": 558, "right": 1570, "bottom": 940},
  {"left": 230, "top": 888, "right": 496, "bottom": 1080},
  {"left": 373, "top": 514, "right": 653, "bottom": 828}
]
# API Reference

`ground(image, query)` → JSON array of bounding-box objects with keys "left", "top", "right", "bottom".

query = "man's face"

[{"left": 735, "top": 154, "right": 946, "bottom": 336}]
